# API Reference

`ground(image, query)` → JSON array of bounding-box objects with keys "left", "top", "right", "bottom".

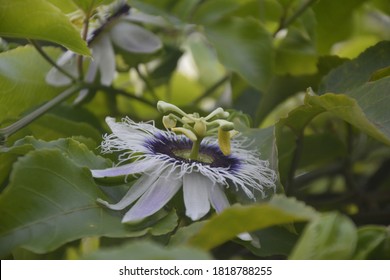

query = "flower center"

[{"left": 146, "top": 133, "right": 240, "bottom": 170}]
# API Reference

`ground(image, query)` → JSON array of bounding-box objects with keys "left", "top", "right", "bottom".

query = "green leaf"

[
  {"left": 238, "top": 226, "right": 299, "bottom": 257},
  {"left": 353, "top": 225, "right": 390, "bottom": 260},
  {"left": 6, "top": 136, "right": 109, "bottom": 169},
  {"left": 289, "top": 212, "right": 357, "bottom": 260},
  {"left": 0, "top": 46, "right": 63, "bottom": 124},
  {"left": 47, "top": 0, "right": 78, "bottom": 13},
  {"left": 21, "top": 113, "right": 102, "bottom": 144},
  {"left": 84, "top": 240, "right": 211, "bottom": 260},
  {"left": 319, "top": 41, "right": 390, "bottom": 93},
  {"left": 313, "top": 0, "right": 366, "bottom": 54},
  {"left": 204, "top": 17, "right": 274, "bottom": 91},
  {"left": 256, "top": 55, "right": 347, "bottom": 124},
  {"left": 72, "top": 0, "right": 109, "bottom": 13},
  {"left": 192, "top": 0, "right": 240, "bottom": 24},
  {"left": 0, "top": 143, "right": 177, "bottom": 257},
  {"left": 275, "top": 8, "right": 318, "bottom": 75},
  {"left": 0, "top": 0, "right": 89, "bottom": 55},
  {"left": 129, "top": 0, "right": 200, "bottom": 23},
  {"left": 369, "top": 66, "right": 390, "bottom": 82},
  {"left": 307, "top": 90, "right": 390, "bottom": 145},
  {"left": 188, "top": 195, "right": 318, "bottom": 250},
  {"left": 169, "top": 221, "right": 207, "bottom": 246}
]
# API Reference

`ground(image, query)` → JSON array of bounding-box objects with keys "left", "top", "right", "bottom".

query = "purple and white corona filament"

[{"left": 92, "top": 102, "right": 276, "bottom": 224}]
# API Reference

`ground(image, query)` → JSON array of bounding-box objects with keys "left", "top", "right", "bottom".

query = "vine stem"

[
  {"left": 78, "top": 9, "right": 92, "bottom": 80},
  {"left": 135, "top": 66, "right": 159, "bottom": 102},
  {"left": 85, "top": 84, "right": 157, "bottom": 108},
  {"left": 29, "top": 39, "right": 76, "bottom": 82},
  {"left": 273, "top": 0, "right": 318, "bottom": 37},
  {"left": 0, "top": 85, "right": 82, "bottom": 144}
]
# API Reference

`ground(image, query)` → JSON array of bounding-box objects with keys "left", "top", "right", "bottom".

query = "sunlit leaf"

[
  {"left": 0, "top": 0, "right": 89, "bottom": 55},
  {"left": 188, "top": 195, "right": 318, "bottom": 250},
  {"left": 289, "top": 212, "right": 357, "bottom": 259},
  {"left": 72, "top": 0, "right": 113, "bottom": 13},
  {"left": 0, "top": 46, "right": 63, "bottom": 125}
]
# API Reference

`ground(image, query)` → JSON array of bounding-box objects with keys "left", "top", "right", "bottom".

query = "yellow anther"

[{"left": 218, "top": 127, "right": 231, "bottom": 156}]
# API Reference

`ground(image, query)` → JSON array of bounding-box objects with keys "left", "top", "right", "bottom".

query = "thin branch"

[
  {"left": 0, "top": 85, "right": 82, "bottom": 145},
  {"left": 191, "top": 74, "right": 231, "bottom": 105},
  {"left": 294, "top": 162, "right": 344, "bottom": 189},
  {"left": 273, "top": 0, "right": 318, "bottom": 37},
  {"left": 135, "top": 66, "right": 159, "bottom": 102},
  {"left": 29, "top": 39, "right": 77, "bottom": 82},
  {"left": 84, "top": 84, "right": 157, "bottom": 109},
  {"left": 78, "top": 11, "right": 92, "bottom": 80}
]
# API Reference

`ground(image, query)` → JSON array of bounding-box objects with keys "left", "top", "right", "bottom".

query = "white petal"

[
  {"left": 209, "top": 184, "right": 230, "bottom": 213},
  {"left": 74, "top": 60, "right": 99, "bottom": 104},
  {"left": 183, "top": 172, "right": 211, "bottom": 220},
  {"left": 97, "top": 174, "right": 157, "bottom": 210},
  {"left": 45, "top": 51, "right": 77, "bottom": 86},
  {"left": 122, "top": 170, "right": 182, "bottom": 222},
  {"left": 91, "top": 162, "right": 150, "bottom": 178},
  {"left": 91, "top": 35, "right": 115, "bottom": 85},
  {"left": 110, "top": 21, "right": 162, "bottom": 53}
]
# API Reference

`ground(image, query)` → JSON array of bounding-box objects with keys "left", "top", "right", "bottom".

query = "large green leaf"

[
  {"left": 307, "top": 89, "right": 390, "bottom": 145},
  {"left": 0, "top": 141, "right": 178, "bottom": 257},
  {"left": 289, "top": 212, "right": 357, "bottom": 259},
  {"left": 319, "top": 41, "right": 390, "bottom": 93},
  {"left": 72, "top": 0, "right": 112, "bottom": 13},
  {"left": 0, "top": 0, "right": 89, "bottom": 55},
  {"left": 188, "top": 195, "right": 318, "bottom": 250},
  {"left": 204, "top": 17, "right": 274, "bottom": 91},
  {"left": 0, "top": 46, "right": 63, "bottom": 125},
  {"left": 20, "top": 113, "right": 102, "bottom": 144},
  {"left": 84, "top": 240, "right": 211, "bottom": 260},
  {"left": 192, "top": 0, "right": 240, "bottom": 24}
]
